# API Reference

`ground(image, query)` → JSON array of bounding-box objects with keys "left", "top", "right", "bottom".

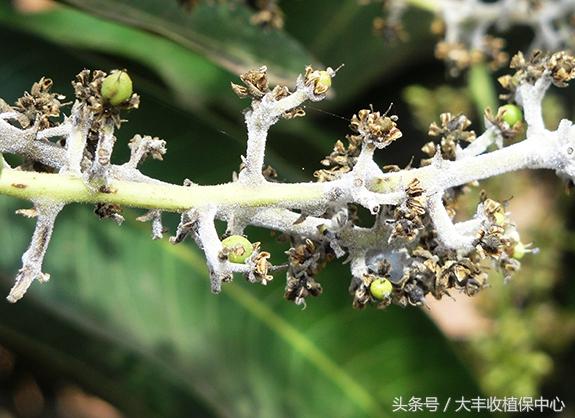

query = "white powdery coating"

[
  {"left": 437, "top": 0, "right": 575, "bottom": 53},
  {"left": 7, "top": 200, "right": 64, "bottom": 303},
  {"left": 1, "top": 64, "right": 575, "bottom": 301}
]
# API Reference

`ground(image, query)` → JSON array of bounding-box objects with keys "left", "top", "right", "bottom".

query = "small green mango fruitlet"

[
  {"left": 101, "top": 70, "right": 133, "bottom": 106},
  {"left": 513, "top": 241, "right": 526, "bottom": 260},
  {"left": 499, "top": 104, "right": 523, "bottom": 127},
  {"left": 370, "top": 278, "right": 393, "bottom": 300},
  {"left": 314, "top": 71, "right": 332, "bottom": 95},
  {"left": 221, "top": 235, "right": 254, "bottom": 263}
]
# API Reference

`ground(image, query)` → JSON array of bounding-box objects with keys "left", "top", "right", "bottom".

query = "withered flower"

[
  {"left": 231, "top": 66, "right": 269, "bottom": 100},
  {"left": 390, "top": 179, "right": 426, "bottom": 241},
  {"left": 425, "top": 113, "right": 476, "bottom": 162},
  {"left": 547, "top": 51, "right": 575, "bottom": 87},
  {"left": 14, "top": 77, "right": 65, "bottom": 130},
  {"left": 250, "top": 0, "right": 284, "bottom": 29},
  {"left": 349, "top": 108, "right": 402, "bottom": 149},
  {"left": 499, "top": 51, "right": 575, "bottom": 100},
  {"left": 247, "top": 244, "right": 273, "bottom": 285},
  {"left": 284, "top": 239, "right": 332, "bottom": 306},
  {"left": 314, "top": 136, "right": 362, "bottom": 182}
]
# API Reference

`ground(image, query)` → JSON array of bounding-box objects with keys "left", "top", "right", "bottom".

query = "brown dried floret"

[
  {"left": 372, "top": 16, "right": 407, "bottom": 42},
  {"left": 231, "top": 66, "right": 269, "bottom": 100},
  {"left": 303, "top": 66, "right": 335, "bottom": 96},
  {"left": 94, "top": 203, "right": 124, "bottom": 224},
  {"left": 282, "top": 107, "right": 306, "bottom": 119},
  {"left": 394, "top": 278, "right": 428, "bottom": 307},
  {"left": 435, "top": 37, "right": 507, "bottom": 76},
  {"left": 270, "top": 85, "right": 290, "bottom": 101},
  {"left": 262, "top": 165, "right": 278, "bottom": 181},
  {"left": 482, "top": 197, "right": 506, "bottom": 225},
  {"left": 314, "top": 135, "right": 363, "bottom": 182},
  {"left": 14, "top": 77, "right": 65, "bottom": 129},
  {"left": 390, "top": 179, "right": 426, "bottom": 241},
  {"left": 435, "top": 41, "right": 482, "bottom": 76},
  {"left": 424, "top": 113, "right": 476, "bottom": 162},
  {"left": 499, "top": 50, "right": 575, "bottom": 100},
  {"left": 247, "top": 243, "right": 273, "bottom": 285},
  {"left": 498, "top": 256, "right": 521, "bottom": 282},
  {"left": 547, "top": 51, "right": 575, "bottom": 87},
  {"left": 475, "top": 225, "right": 506, "bottom": 258},
  {"left": 349, "top": 108, "right": 402, "bottom": 149},
  {"left": 250, "top": 0, "right": 284, "bottom": 29},
  {"left": 284, "top": 239, "right": 333, "bottom": 306},
  {"left": 128, "top": 134, "right": 167, "bottom": 164},
  {"left": 482, "top": 36, "right": 509, "bottom": 71}
]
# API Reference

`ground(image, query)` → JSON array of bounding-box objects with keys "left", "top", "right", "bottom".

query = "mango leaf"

[
  {"left": 0, "top": 2, "right": 235, "bottom": 108},
  {"left": 54, "top": 0, "right": 318, "bottom": 85},
  {"left": 281, "top": 1, "right": 437, "bottom": 106}
]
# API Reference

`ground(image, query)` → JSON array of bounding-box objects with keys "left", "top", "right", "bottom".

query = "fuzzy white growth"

[
  {"left": 0, "top": 60, "right": 574, "bottom": 304},
  {"left": 62, "top": 102, "right": 90, "bottom": 175},
  {"left": 86, "top": 118, "right": 115, "bottom": 189},
  {"left": 239, "top": 75, "right": 321, "bottom": 183},
  {"left": 0, "top": 117, "right": 66, "bottom": 167},
  {"left": 7, "top": 200, "right": 63, "bottom": 303},
  {"left": 437, "top": 0, "right": 575, "bottom": 55}
]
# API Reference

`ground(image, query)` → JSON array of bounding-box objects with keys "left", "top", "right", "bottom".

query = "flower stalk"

[{"left": 0, "top": 54, "right": 574, "bottom": 308}]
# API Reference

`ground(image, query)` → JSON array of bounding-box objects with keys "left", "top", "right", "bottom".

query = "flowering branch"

[
  {"left": 375, "top": 0, "right": 575, "bottom": 75},
  {"left": 0, "top": 52, "right": 574, "bottom": 309}
]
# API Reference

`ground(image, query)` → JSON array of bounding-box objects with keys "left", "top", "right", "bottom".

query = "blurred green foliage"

[{"left": 0, "top": 1, "right": 574, "bottom": 417}]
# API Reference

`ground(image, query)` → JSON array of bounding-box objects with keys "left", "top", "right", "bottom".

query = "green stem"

[
  {"left": 0, "top": 170, "right": 325, "bottom": 211},
  {"left": 468, "top": 63, "right": 498, "bottom": 127},
  {"left": 405, "top": 0, "right": 440, "bottom": 13}
]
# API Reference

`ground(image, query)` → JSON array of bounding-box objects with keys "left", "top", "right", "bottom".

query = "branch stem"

[{"left": 0, "top": 169, "right": 329, "bottom": 212}]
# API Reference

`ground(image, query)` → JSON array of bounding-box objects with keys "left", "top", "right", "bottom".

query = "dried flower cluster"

[
  {"left": 178, "top": 0, "right": 284, "bottom": 29},
  {"left": 369, "top": 0, "right": 575, "bottom": 75},
  {"left": 1, "top": 49, "right": 575, "bottom": 310}
]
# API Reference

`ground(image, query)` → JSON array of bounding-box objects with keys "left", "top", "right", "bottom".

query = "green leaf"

[
  {"left": 468, "top": 63, "right": 498, "bottom": 126},
  {"left": 281, "top": 1, "right": 436, "bottom": 105},
  {"left": 0, "top": 3, "right": 232, "bottom": 107},
  {"left": 54, "top": 0, "right": 318, "bottom": 85}
]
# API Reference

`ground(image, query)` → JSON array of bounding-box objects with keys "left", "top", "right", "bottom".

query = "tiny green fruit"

[
  {"left": 493, "top": 211, "right": 506, "bottom": 226},
  {"left": 313, "top": 70, "right": 332, "bottom": 95},
  {"left": 101, "top": 70, "right": 133, "bottom": 106},
  {"left": 513, "top": 241, "right": 526, "bottom": 260},
  {"left": 221, "top": 235, "right": 253, "bottom": 263},
  {"left": 499, "top": 104, "right": 523, "bottom": 127},
  {"left": 370, "top": 278, "right": 393, "bottom": 300}
]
